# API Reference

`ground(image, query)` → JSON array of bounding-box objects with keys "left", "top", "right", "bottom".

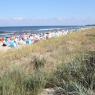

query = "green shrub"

[
  {"left": 54, "top": 82, "right": 88, "bottom": 95},
  {"left": 32, "top": 56, "right": 46, "bottom": 70},
  {"left": 48, "top": 51, "right": 95, "bottom": 95},
  {"left": 0, "top": 65, "right": 47, "bottom": 95},
  {"left": 0, "top": 65, "right": 25, "bottom": 95},
  {"left": 23, "top": 70, "right": 47, "bottom": 95}
]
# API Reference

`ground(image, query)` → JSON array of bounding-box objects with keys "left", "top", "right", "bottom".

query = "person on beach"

[{"left": 0, "top": 30, "right": 68, "bottom": 48}]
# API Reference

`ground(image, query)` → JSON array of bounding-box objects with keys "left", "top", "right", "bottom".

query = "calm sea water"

[{"left": 0, "top": 26, "right": 83, "bottom": 37}]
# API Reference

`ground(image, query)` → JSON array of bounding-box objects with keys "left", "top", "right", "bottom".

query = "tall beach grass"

[{"left": 0, "top": 28, "right": 95, "bottom": 95}]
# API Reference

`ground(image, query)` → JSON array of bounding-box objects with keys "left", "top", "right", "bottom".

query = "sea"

[{"left": 0, "top": 26, "right": 86, "bottom": 37}]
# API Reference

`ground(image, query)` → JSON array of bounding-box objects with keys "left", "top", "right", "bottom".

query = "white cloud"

[
  {"left": 12, "top": 17, "right": 25, "bottom": 21},
  {"left": 0, "top": 17, "right": 95, "bottom": 26}
]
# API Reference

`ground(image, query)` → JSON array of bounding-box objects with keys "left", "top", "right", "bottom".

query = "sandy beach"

[{"left": 0, "top": 30, "right": 69, "bottom": 52}]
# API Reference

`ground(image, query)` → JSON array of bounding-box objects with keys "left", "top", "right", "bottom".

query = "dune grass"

[
  {"left": 47, "top": 51, "right": 95, "bottom": 95},
  {"left": 0, "top": 28, "right": 95, "bottom": 95}
]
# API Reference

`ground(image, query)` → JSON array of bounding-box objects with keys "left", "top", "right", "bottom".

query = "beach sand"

[{"left": 0, "top": 46, "right": 11, "bottom": 52}]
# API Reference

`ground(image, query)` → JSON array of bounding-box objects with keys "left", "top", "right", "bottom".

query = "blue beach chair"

[
  {"left": 26, "top": 39, "right": 33, "bottom": 45},
  {"left": 9, "top": 41, "right": 17, "bottom": 48}
]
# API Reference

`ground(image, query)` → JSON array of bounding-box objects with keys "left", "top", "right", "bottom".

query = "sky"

[{"left": 0, "top": 0, "right": 95, "bottom": 26}]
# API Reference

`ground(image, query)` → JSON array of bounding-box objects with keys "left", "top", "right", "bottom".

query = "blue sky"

[{"left": 0, "top": 0, "right": 95, "bottom": 26}]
